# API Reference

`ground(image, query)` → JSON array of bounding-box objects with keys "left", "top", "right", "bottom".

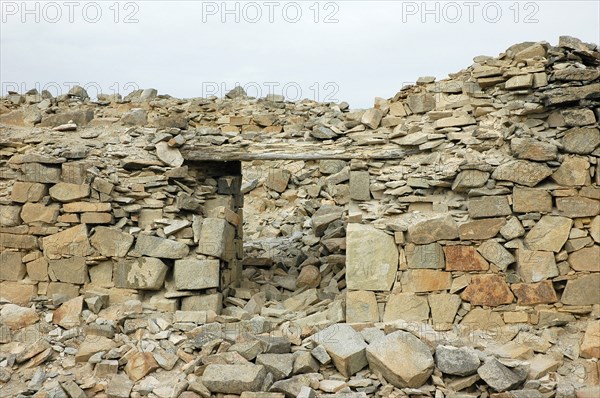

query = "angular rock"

[
  {"left": 0, "top": 251, "right": 25, "bottom": 281},
  {"left": 75, "top": 335, "right": 117, "bottom": 362},
  {"left": 0, "top": 304, "right": 39, "bottom": 330},
  {"left": 20, "top": 163, "right": 61, "bottom": 183},
  {"left": 511, "top": 137, "right": 557, "bottom": 161},
  {"left": 444, "top": 245, "right": 489, "bottom": 271},
  {"left": 461, "top": 274, "right": 514, "bottom": 306},
  {"left": 42, "top": 224, "right": 92, "bottom": 259},
  {"left": 524, "top": 215, "right": 572, "bottom": 252},
  {"left": 459, "top": 218, "right": 506, "bottom": 240},
  {"left": 513, "top": 187, "right": 552, "bottom": 213},
  {"left": 405, "top": 243, "right": 445, "bottom": 269},
  {"left": 106, "top": 374, "right": 134, "bottom": 398},
  {"left": 477, "top": 358, "right": 527, "bottom": 392},
  {"left": 124, "top": 352, "right": 159, "bottom": 382},
  {"left": 383, "top": 293, "right": 429, "bottom": 322},
  {"left": 311, "top": 205, "right": 343, "bottom": 237},
  {"left": 552, "top": 156, "right": 590, "bottom": 186},
  {"left": 296, "top": 265, "right": 321, "bottom": 289},
  {"left": 517, "top": 249, "right": 558, "bottom": 283},
  {"left": 197, "top": 218, "right": 235, "bottom": 261},
  {"left": 174, "top": 258, "right": 220, "bottom": 290},
  {"left": 568, "top": 245, "right": 600, "bottom": 272},
  {"left": 580, "top": 320, "right": 600, "bottom": 359},
  {"left": 366, "top": 331, "right": 434, "bottom": 388},
  {"left": 256, "top": 353, "right": 294, "bottom": 380},
  {"left": 10, "top": 181, "right": 47, "bottom": 203},
  {"left": 562, "top": 274, "right": 600, "bottom": 305},
  {"left": 469, "top": 196, "right": 512, "bottom": 219},
  {"left": 114, "top": 257, "right": 167, "bottom": 290},
  {"left": 401, "top": 269, "right": 452, "bottom": 293},
  {"left": 346, "top": 223, "right": 398, "bottom": 291},
  {"left": 477, "top": 240, "right": 515, "bottom": 271},
  {"left": 20, "top": 202, "right": 59, "bottom": 224},
  {"left": 408, "top": 215, "right": 459, "bottom": 244},
  {"left": 561, "top": 127, "right": 600, "bottom": 154},
  {"left": 0, "top": 205, "right": 21, "bottom": 227},
  {"left": 265, "top": 169, "right": 291, "bottom": 193},
  {"left": 492, "top": 160, "right": 553, "bottom": 187},
  {"left": 406, "top": 93, "right": 435, "bottom": 114},
  {"left": 134, "top": 234, "right": 189, "bottom": 259},
  {"left": 202, "top": 364, "right": 267, "bottom": 394},
  {"left": 428, "top": 293, "right": 461, "bottom": 328},
  {"left": 511, "top": 281, "right": 558, "bottom": 305},
  {"left": 361, "top": 108, "right": 382, "bottom": 129},
  {"left": 557, "top": 197, "right": 599, "bottom": 218},
  {"left": 452, "top": 170, "right": 489, "bottom": 191},
  {"left": 49, "top": 183, "right": 90, "bottom": 202},
  {"left": 311, "top": 324, "right": 368, "bottom": 377},
  {"left": 346, "top": 290, "right": 379, "bottom": 323},
  {"left": 349, "top": 171, "right": 370, "bottom": 201},
  {"left": 52, "top": 296, "right": 83, "bottom": 328},
  {"left": 435, "top": 346, "right": 480, "bottom": 376},
  {"left": 90, "top": 227, "right": 134, "bottom": 257}
]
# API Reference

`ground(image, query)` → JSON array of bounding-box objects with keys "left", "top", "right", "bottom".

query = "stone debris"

[{"left": 0, "top": 37, "right": 599, "bottom": 397}]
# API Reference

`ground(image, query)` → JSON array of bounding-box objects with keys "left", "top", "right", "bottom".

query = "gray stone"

[
  {"left": 48, "top": 257, "right": 87, "bottom": 284},
  {"left": 155, "top": 141, "right": 184, "bottom": 167},
  {"left": 505, "top": 74, "right": 533, "bottom": 89},
  {"left": 270, "top": 374, "right": 321, "bottom": 398},
  {"left": 202, "top": 364, "right": 267, "bottom": 394},
  {"left": 0, "top": 251, "right": 25, "bottom": 281},
  {"left": 406, "top": 93, "right": 435, "bottom": 114},
  {"left": 524, "top": 216, "right": 572, "bottom": 252},
  {"left": 451, "top": 170, "right": 489, "bottom": 191},
  {"left": 361, "top": 108, "right": 382, "bottom": 129},
  {"left": 311, "top": 324, "right": 368, "bottom": 377},
  {"left": 552, "top": 156, "right": 590, "bottom": 186},
  {"left": 311, "top": 205, "right": 343, "bottom": 237},
  {"left": 90, "top": 227, "right": 134, "bottom": 257},
  {"left": 469, "top": 196, "right": 512, "bottom": 218},
  {"left": 49, "top": 183, "right": 90, "bottom": 202},
  {"left": 561, "top": 274, "right": 600, "bottom": 305},
  {"left": 435, "top": 345, "right": 480, "bottom": 376},
  {"left": 174, "top": 258, "right": 220, "bottom": 290},
  {"left": 511, "top": 138, "right": 557, "bottom": 161},
  {"left": 39, "top": 109, "right": 94, "bottom": 127},
  {"left": 0, "top": 205, "right": 21, "bottom": 227},
  {"left": 10, "top": 181, "right": 47, "bottom": 202},
  {"left": 293, "top": 350, "right": 320, "bottom": 374},
  {"left": 106, "top": 374, "right": 134, "bottom": 398},
  {"left": 345, "top": 290, "right": 379, "bottom": 323},
  {"left": 556, "top": 197, "right": 600, "bottom": 218},
  {"left": 120, "top": 108, "right": 148, "bottom": 126},
  {"left": 408, "top": 215, "right": 459, "bottom": 244},
  {"left": 114, "top": 257, "right": 168, "bottom": 290},
  {"left": 346, "top": 223, "right": 398, "bottom": 291},
  {"left": 256, "top": 353, "right": 294, "bottom": 380},
  {"left": 477, "top": 358, "right": 527, "bottom": 392},
  {"left": 477, "top": 240, "right": 515, "bottom": 271},
  {"left": 500, "top": 217, "right": 525, "bottom": 240},
  {"left": 20, "top": 163, "right": 61, "bottom": 183},
  {"left": 492, "top": 160, "right": 553, "bottom": 187},
  {"left": 134, "top": 234, "right": 190, "bottom": 259},
  {"left": 428, "top": 293, "right": 461, "bottom": 328},
  {"left": 513, "top": 187, "right": 552, "bottom": 213},
  {"left": 406, "top": 243, "right": 445, "bottom": 269},
  {"left": 349, "top": 171, "right": 370, "bottom": 201},
  {"left": 366, "top": 330, "right": 434, "bottom": 388},
  {"left": 561, "top": 127, "right": 600, "bottom": 154},
  {"left": 197, "top": 218, "right": 235, "bottom": 261},
  {"left": 320, "top": 160, "right": 346, "bottom": 175},
  {"left": 181, "top": 293, "right": 222, "bottom": 312}
]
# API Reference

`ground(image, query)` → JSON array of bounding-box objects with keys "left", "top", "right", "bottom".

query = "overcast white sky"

[{"left": 1, "top": 0, "right": 599, "bottom": 108}]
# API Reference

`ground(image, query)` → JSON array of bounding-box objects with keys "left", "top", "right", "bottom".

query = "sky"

[{"left": 1, "top": 0, "right": 599, "bottom": 108}]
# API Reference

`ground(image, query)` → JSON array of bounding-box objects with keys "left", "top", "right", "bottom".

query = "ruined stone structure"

[{"left": 0, "top": 37, "right": 599, "bottom": 397}]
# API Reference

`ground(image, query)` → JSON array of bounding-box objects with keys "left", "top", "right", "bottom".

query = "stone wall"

[{"left": 1, "top": 36, "right": 599, "bottom": 331}]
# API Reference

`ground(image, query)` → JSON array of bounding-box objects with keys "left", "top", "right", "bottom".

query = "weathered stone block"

[
  {"left": 469, "top": 196, "right": 512, "bottom": 219},
  {"left": 477, "top": 240, "right": 515, "bottom": 271},
  {"left": 346, "top": 290, "right": 379, "bottom": 323},
  {"left": 49, "top": 182, "right": 90, "bottom": 202},
  {"left": 265, "top": 169, "right": 291, "bottom": 193},
  {"left": 203, "top": 364, "right": 267, "bottom": 394},
  {"left": 383, "top": 293, "right": 429, "bottom": 322},
  {"left": 10, "top": 181, "right": 47, "bottom": 202},
  {"left": 513, "top": 187, "right": 552, "bottom": 213},
  {"left": 524, "top": 215, "right": 572, "bottom": 253},
  {"left": 20, "top": 163, "right": 61, "bottom": 183},
  {"left": 552, "top": 156, "right": 590, "bottom": 186},
  {"left": 42, "top": 224, "right": 92, "bottom": 260},
  {"left": 181, "top": 293, "right": 223, "bottom": 313},
  {"left": 561, "top": 274, "right": 600, "bottom": 305},
  {"left": 459, "top": 218, "right": 506, "bottom": 240},
  {"left": 451, "top": 170, "right": 489, "bottom": 192},
  {"left": 20, "top": 203, "right": 59, "bottom": 224},
  {"left": 311, "top": 324, "right": 368, "bottom": 377},
  {"left": 48, "top": 256, "right": 87, "bottom": 284},
  {"left": 428, "top": 293, "right": 461, "bottom": 328},
  {"left": 366, "top": 331, "right": 434, "bottom": 388},
  {"left": 401, "top": 269, "right": 452, "bottom": 293},
  {"left": 511, "top": 280, "right": 558, "bottom": 305},
  {"left": 0, "top": 251, "right": 25, "bottom": 281},
  {"left": 0, "top": 205, "right": 21, "bottom": 227},
  {"left": 557, "top": 197, "right": 600, "bottom": 218},
  {"left": 349, "top": 171, "right": 370, "bottom": 201},
  {"left": 444, "top": 245, "right": 489, "bottom": 271},
  {"left": 346, "top": 224, "right": 398, "bottom": 291},
  {"left": 492, "top": 160, "right": 553, "bottom": 187},
  {"left": 408, "top": 215, "right": 459, "bottom": 244},
  {"left": 174, "top": 258, "right": 220, "bottom": 290},
  {"left": 134, "top": 234, "right": 189, "bottom": 259},
  {"left": 568, "top": 245, "right": 600, "bottom": 272},
  {"left": 406, "top": 243, "right": 444, "bottom": 269},
  {"left": 561, "top": 127, "right": 600, "bottom": 155},
  {"left": 114, "top": 257, "right": 168, "bottom": 290},
  {"left": 90, "top": 227, "right": 134, "bottom": 257},
  {"left": 517, "top": 249, "right": 558, "bottom": 283},
  {"left": 461, "top": 275, "right": 514, "bottom": 306},
  {"left": 197, "top": 218, "right": 235, "bottom": 261}
]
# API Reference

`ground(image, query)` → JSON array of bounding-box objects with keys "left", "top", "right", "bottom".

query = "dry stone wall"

[{"left": 0, "top": 36, "right": 599, "bottom": 397}]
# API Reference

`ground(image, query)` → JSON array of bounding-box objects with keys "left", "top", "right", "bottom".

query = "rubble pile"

[{"left": 0, "top": 36, "right": 599, "bottom": 397}]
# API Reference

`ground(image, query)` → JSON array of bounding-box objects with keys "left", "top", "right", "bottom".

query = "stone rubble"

[{"left": 0, "top": 36, "right": 599, "bottom": 397}]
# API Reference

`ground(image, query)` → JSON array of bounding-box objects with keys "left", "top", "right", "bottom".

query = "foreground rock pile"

[{"left": 0, "top": 36, "right": 599, "bottom": 397}]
